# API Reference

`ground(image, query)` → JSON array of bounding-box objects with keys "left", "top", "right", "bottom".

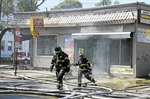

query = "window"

[
  {"left": 18, "top": 52, "right": 26, "bottom": 56},
  {"left": 1, "top": 41, "right": 5, "bottom": 51},
  {"left": 8, "top": 41, "right": 13, "bottom": 51},
  {"left": 110, "top": 39, "right": 131, "bottom": 66},
  {"left": 37, "top": 35, "right": 57, "bottom": 56}
]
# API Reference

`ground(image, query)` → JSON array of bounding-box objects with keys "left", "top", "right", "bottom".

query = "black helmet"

[
  {"left": 54, "top": 46, "right": 62, "bottom": 52},
  {"left": 54, "top": 46, "right": 62, "bottom": 55},
  {"left": 79, "top": 54, "right": 84, "bottom": 58}
]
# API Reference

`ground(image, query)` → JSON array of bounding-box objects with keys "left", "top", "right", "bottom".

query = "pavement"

[
  {"left": 0, "top": 64, "right": 150, "bottom": 88},
  {"left": 1, "top": 69, "right": 150, "bottom": 90},
  {"left": 1, "top": 65, "right": 150, "bottom": 99}
]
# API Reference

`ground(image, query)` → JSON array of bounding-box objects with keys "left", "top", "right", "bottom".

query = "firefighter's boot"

[
  {"left": 57, "top": 83, "right": 63, "bottom": 90},
  {"left": 91, "top": 79, "right": 97, "bottom": 86},
  {"left": 77, "top": 83, "right": 81, "bottom": 87}
]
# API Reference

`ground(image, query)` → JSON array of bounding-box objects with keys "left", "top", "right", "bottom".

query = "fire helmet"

[
  {"left": 54, "top": 46, "right": 62, "bottom": 55},
  {"left": 54, "top": 46, "right": 62, "bottom": 52},
  {"left": 79, "top": 54, "right": 84, "bottom": 58}
]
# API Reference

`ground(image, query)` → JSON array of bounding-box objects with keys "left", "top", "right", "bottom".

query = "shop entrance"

[{"left": 73, "top": 32, "right": 132, "bottom": 75}]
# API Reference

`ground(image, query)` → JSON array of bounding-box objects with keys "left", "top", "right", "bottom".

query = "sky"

[{"left": 39, "top": 0, "right": 150, "bottom": 11}]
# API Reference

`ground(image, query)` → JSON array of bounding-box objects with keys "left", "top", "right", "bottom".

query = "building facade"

[
  {"left": 7, "top": 2, "right": 150, "bottom": 77},
  {"left": 1, "top": 31, "right": 14, "bottom": 59}
]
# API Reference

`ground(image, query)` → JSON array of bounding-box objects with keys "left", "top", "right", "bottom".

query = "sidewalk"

[{"left": 0, "top": 69, "right": 150, "bottom": 90}]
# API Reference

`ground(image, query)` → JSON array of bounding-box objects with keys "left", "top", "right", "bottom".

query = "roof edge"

[{"left": 14, "top": 2, "right": 149, "bottom": 15}]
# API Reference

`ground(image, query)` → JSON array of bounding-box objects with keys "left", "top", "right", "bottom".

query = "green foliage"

[
  {"left": 0, "top": 23, "right": 3, "bottom": 30},
  {"left": 114, "top": 0, "right": 119, "bottom": 4},
  {"left": 95, "top": 0, "right": 112, "bottom": 6},
  {"left": 51, "top": 0, "right": 82, "bottom": 10},
  {"left": 0, "top": 0, "right": 3, "bottom": 16},
  {"left": 17, "top": 0, "right": 46, "bottom": 12},
  {"left": 1, "top": 0, "right": 14, "bottom": 17}
]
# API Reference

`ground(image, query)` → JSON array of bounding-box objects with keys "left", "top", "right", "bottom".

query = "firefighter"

[
  {"left": 74, "top": 54, "right": 96, "bottom": 87},
  {"left": 50, "top": 46, "right": 70, "bottom": 90}
]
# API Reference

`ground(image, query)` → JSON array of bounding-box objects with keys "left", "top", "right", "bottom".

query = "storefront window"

[
  {"left": 110, "top": 39, "right": 131, "bottom": 66},
  {"left": 121, "top": 39, "right": 131, "bottom": 65},
  {"left": 75, "top": 38, "right": 131, "bottom": 72},
  {"left": 37, "top": 35, "right": 57, "bottom": 56},
  {"left": 110, "top": 39, "right": 120, "bottom": 65}
]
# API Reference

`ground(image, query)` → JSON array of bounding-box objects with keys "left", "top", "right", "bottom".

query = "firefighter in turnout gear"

[
  {"left": 74, "top": 54, "right": 96, "bottom": 87},
  {"left": 50, "top": 46, "right": 70, "bottom": 90}
]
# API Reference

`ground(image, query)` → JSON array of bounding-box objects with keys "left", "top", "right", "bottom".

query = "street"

[{"left": 1, "top": 65, "right": 150, "bottom": 99}]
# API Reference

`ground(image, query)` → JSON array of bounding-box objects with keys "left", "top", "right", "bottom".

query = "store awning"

[{"left": 71, "top": 32, "right": 131, "bottom": 40}]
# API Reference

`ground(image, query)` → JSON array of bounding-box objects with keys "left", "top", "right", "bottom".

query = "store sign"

[
  {"left": 30, "top": 18, "right": 44, "bottom": 38},
  {"left": 30, "top": 18, "right": 44, "bottom": 31},
  {"left": 33, "top": 18, "right": 44, "bottom": 31},
  {"left": 110, "top": 67, "right": 134, "bottom": 75},
  {"left": 139, "top": 10, "right": 150, "bottom": 25},
  {"left": 137, "top": 28, "right": 150, "bottom": 43}
]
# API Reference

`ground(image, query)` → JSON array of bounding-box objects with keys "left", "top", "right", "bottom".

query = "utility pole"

[{"left": 14, "top": 26, "right": 20, "bottom": 76}]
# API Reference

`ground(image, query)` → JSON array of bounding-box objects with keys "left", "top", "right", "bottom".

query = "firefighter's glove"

[
  {"left": 73, "top": 63, "right": 77, "bottom": 66},
  {"left": 89, "top": 68, "right": 92, "bottom": 71},
  {"left": 66, "top": 68, "right": 70, "bottom": 73}
]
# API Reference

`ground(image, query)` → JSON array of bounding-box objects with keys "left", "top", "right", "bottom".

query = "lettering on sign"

[
  {"left": 34, "top": 18, "right": 44, "bottom": 31},
  {"left": 139, "top": 9, "right": 150, "bottom": 25}
]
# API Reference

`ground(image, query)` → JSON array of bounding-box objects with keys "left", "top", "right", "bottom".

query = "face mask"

[
  {"left": 80, "top": 57, "right": 83, "bottom": 60},
  {"left": 54, "top": 51, "right": 59, "bottom": 55}
]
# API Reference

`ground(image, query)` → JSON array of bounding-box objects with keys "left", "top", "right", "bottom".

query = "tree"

[
  {"left": 0, "top": 0, "right": 14, "bottom": 30},
  {"left": 0, "top": 0, "right": 3, "bottom": 19},
  {"left": 51, "top": 0, "right": 82, "bottom": 10},
  {"left": 95, "top": 0, "right": 112, "bottom": 6},
  {"left": 1, "top": 0, "right": 14, "bottom": 18},
  {"left": 114, "top": 0, "right": 119, "bottom": 4},
  {"left": 17, "top": 0, "right": 47, "bottom": 12},
  {"left": 0, "top": 0, "right": 3, "bottom": 30}
]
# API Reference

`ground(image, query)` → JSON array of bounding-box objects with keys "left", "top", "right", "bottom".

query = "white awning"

[{"left": 71, "top": 32, "right": 131, "bottom": 40}]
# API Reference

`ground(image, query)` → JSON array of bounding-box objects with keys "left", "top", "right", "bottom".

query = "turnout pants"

[
  {"left": 56, "top": 69, "right": 66, "bottom": 90},
  {"left": 78, "top": 70, "right": 95, "bottom": 87}
]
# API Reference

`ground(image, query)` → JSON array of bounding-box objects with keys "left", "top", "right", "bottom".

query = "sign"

[
  {"left": 30, "top": 18, "right": 43, "bottom": 38},
  {"left": 15, "top": 26, "right": 20, "bottom": 48},
  {"left": 65, "top": 36, "right": 74, "bottom": 61},
  {"left": 138, "top": 9, "right": 150, "bottom": 25},
  {"left": 137, "top": 28, "right": 150, "bottom": 43},
  {"left": 30, "top": 18, "right": 44, "bottom": 32},
  {"left": 34, "top": 18, "right": 44, "bottom": 31},
  {"left": 78, "top": 48, "right": 84, "bottom": 55},
  {"left": 110, "top": 67, "right": 134, "bottom": 75}
]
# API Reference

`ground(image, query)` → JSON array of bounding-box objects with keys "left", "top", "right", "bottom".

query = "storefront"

[
  {"left": 7, "top": 2, "right": 150, "bottom": 77},
  {"left": 72, "top": 32, "right": 132, "bottom": 75}
]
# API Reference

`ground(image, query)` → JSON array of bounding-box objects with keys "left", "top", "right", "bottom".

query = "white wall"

[
  {"left": 1, "top": 32, "right": 30, "bottom": 58},
  {"left": 1, "top": 31, "right": 14, "bottom": 58},
  {"left": 21, "top": 40, "right": 29, "bottom": 51}
]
